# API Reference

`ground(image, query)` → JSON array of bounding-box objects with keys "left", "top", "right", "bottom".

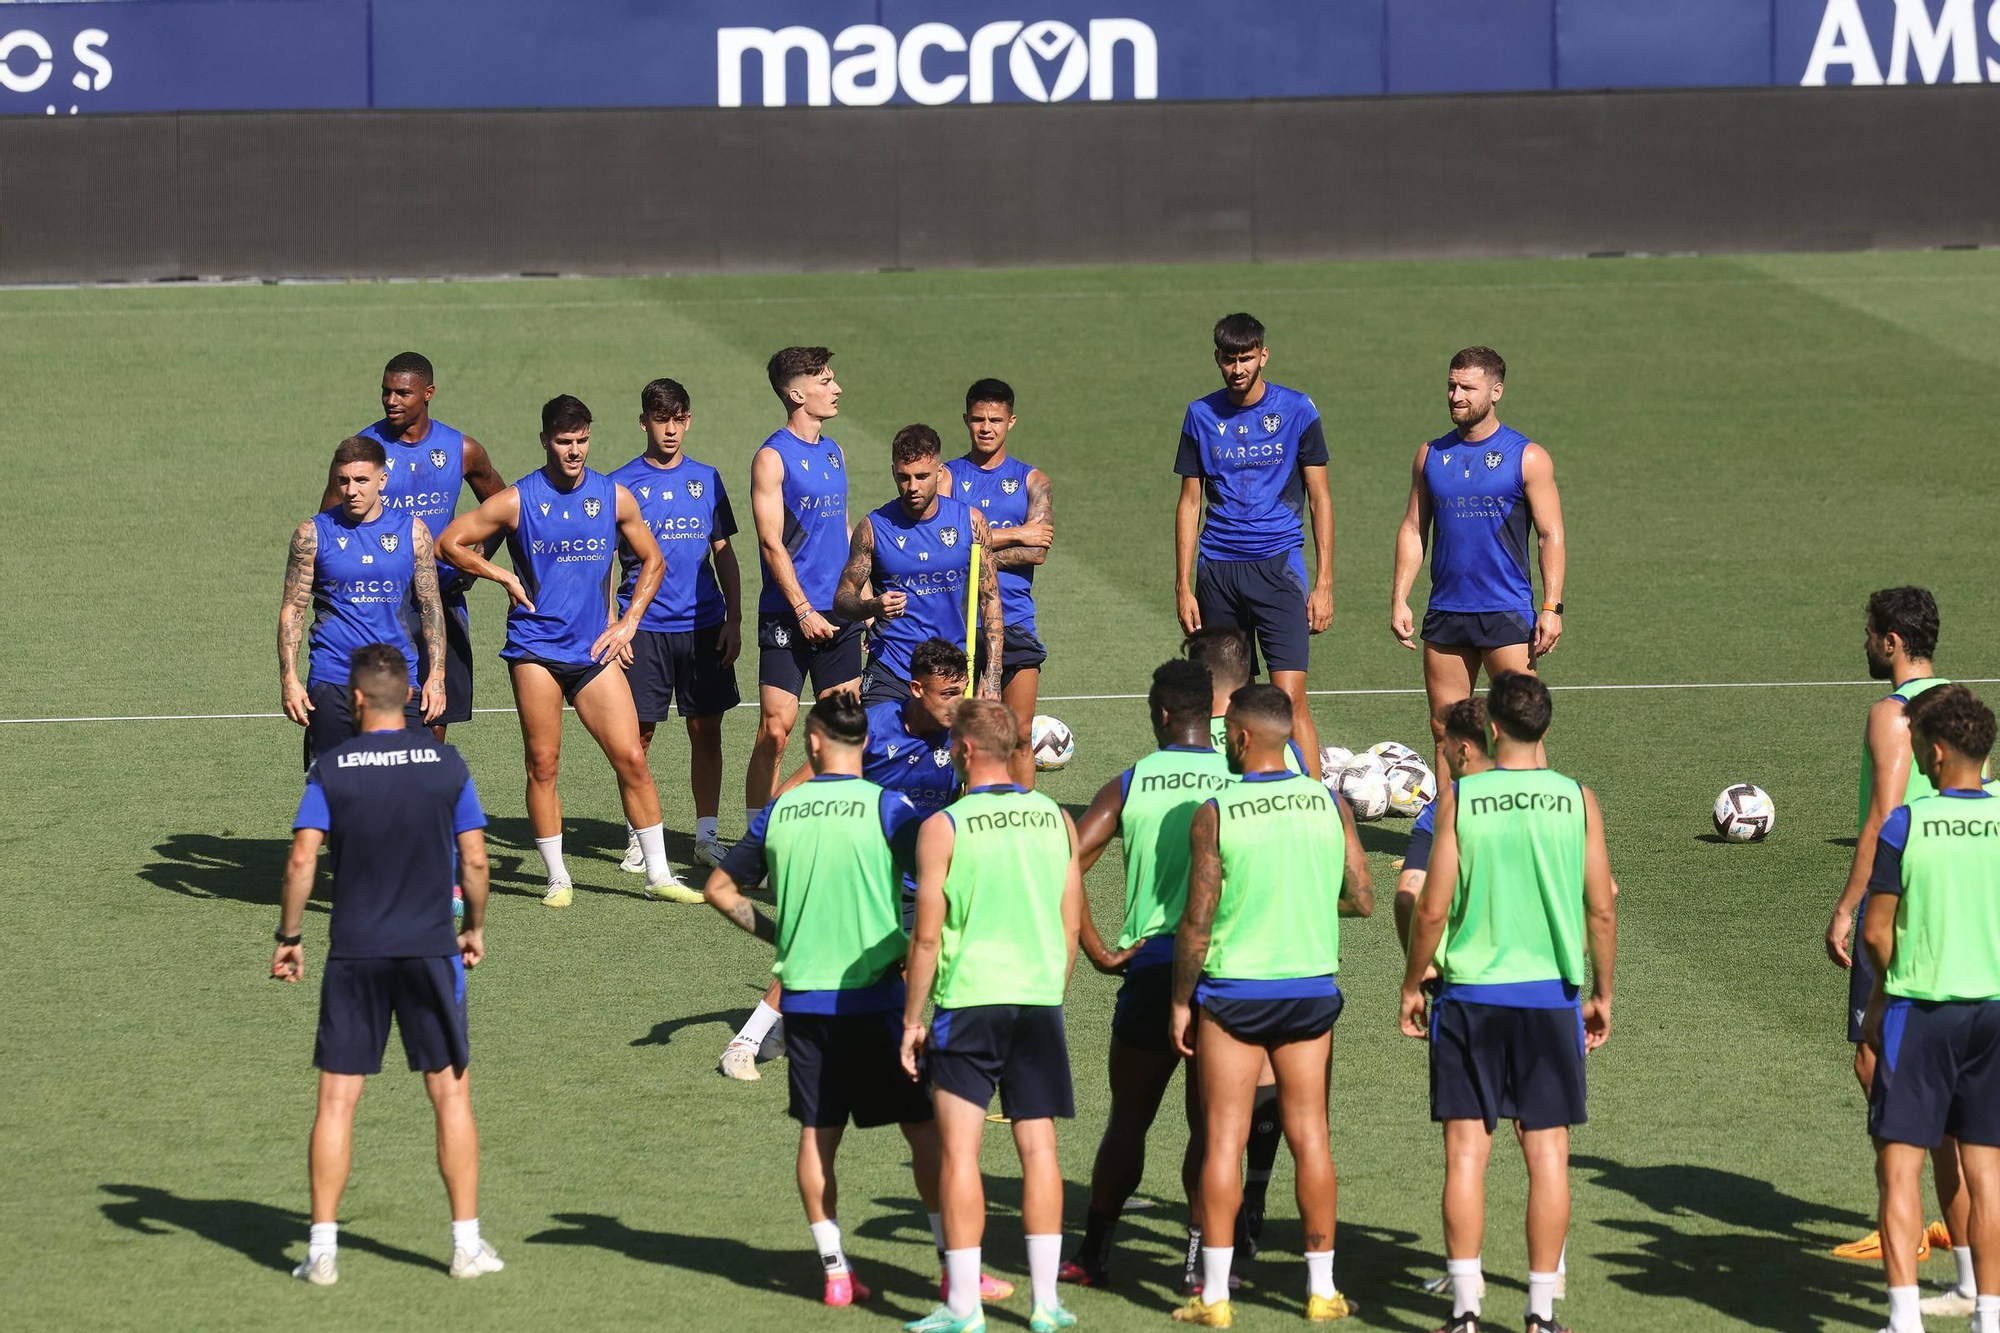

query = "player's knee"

[
  {"left": 524, "top": 748, "right": 561, "bottom": 785},
  {"left": 757, "top": 712, "right": 792, "bottom": 748}
]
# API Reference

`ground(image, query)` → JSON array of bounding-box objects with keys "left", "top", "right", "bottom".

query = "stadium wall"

[{"left": 3, "top": 85, "right": 1996, "bottom": 284}]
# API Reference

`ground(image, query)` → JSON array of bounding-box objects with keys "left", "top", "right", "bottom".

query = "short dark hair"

[
  {"left": 891, "top": 424, "right": 943, "bottom": 466},
  {"left": 542, "top": 394, "right": 592, "bottom": 437},
  {"left": 1184, "top": 626, "right": 1253, "bottom": 691},
  {"left": 956, "top": 699, "right": 1018, "bottom": 756},
  {"left": 767, "top": 346, "right": 832, "bottom": 403},
  {"left": 1487, "top": 672, "right": 1552, "bottom": 742},
  {"left": 331, "top": 435, "right": 387, "bottom": 471},
  {"left": 348, "top": 644, "right": 410, "bottom": 714},
  {"left": 1150, "top": 659, "right": 1211, "bottom": 728},
  {"left": 1867, "top": 586, "right": 1939, "bottom": 661},
  {"left": 1443, "top": 697, "right": 1490, "bottom": 747},
  {"left": 965, "top": 378, "right": 1015, "bottom": 412},
  {"left": 640, "top": 378, "right": 690, "bottom": 419},
  {"left": 1226, "top": 682, "right": 1293, "bottom": 732},
  {"left": 383, "top": 351, "right": 433, "bottom": 384},
  {"left": 1213, "top": 313, "right": 1265, "bottom": 356},
  {"left": 1450, "top": 346, "right": 1506, "bottom": 383},
  {"left": 1906, "top": 685, "right": 1995, "bottom": 761},
  {"left": 909, "top": 637, "right": 968, "bottom": 683},
  {"left": 806, "top": 693, "right": 869, "bottom": 747}
]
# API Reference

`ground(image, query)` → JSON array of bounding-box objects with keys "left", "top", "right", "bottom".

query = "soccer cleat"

[
  {"left": 1430, "top": 1316, "right": 1481, "bottom": 1333},
  {"left": 1421, "top": 1274, "right": 1487, "bottom": 1300},
  {"left": 1832, "top": 1225, "right": 1937, "bottom": 1261},
  {"left": 542, "top": 882, "right": 573, "bottom": 908},
  {"left": 1030, "top": 1302, "right": 1078, "bottom": 1332},
  {"left": 1918, "top": 1289, "right": 1975, "bottom": 1317},
  {"left": 619, "top": 840, "right": 646, "bottom": 873},
  {"left": 717, "top": 1041, "right": 760, "bottom": 1081},
  {"left": 1058, "top": 1259, "right": 1109, "bottom": 1288},
  {"left": 904, "top": 1304, "right": 987, "bottom": 1333},
  {"left": 1172, "top": 1295, "right": 1235, "bottom": 1327},
  {"left": 641, "top": 872, "right": 703, "bottom": 904},
  {"left": 292, "top": 1253, "right": 338, "bottom": 1286},
  {"left": 1926, "top": 1219, "right": 1954, "bottom": 1249},
  {"left": 1523, "top": 1316, "right": 1568, "bottom": 1333},
  {"left": 939, "top": 1271, "right": 1015, "bottom": 1301},
  {"left": 824, "top": 1269, "right": 873, "bottom": 1306},
  {"left": 449, "top": 1240, "right": 505, "bottom": 1279},
  {"left": 1306, "top": 1292, "right": 1359, "bottom": 1321},
  {"left": 695, "top": 835, "right": 727, "bottom": 868}
]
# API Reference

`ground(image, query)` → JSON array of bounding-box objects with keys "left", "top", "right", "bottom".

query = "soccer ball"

[
  {"left": 1319, "top": 745, "right": 1355, "bottom": 782},
  {"left": 1031, "top": 714, "right": 1075, "bottom": 771},
  {"left": 1369, "top": 740, "right": 1420, "bottom": 767},
  {"left": 1713, "top": 783, "right": 1776, "bottom": 842},
  {"left": 1384, "top": 759, "right": 1437, "bottom": 817},
  {"left": 1338, "top": 755, "right": 1392, "bottom": 821}
]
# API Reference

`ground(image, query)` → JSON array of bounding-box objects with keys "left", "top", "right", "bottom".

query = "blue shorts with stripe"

[
  {"left": 1194, "top": 551, "right": 1310, "bottom": 675},
  {"left": 929, "top": 1003, "right": 1073, "bottom": 1121},
  {"left": 1195, "top": 974, "right": 1343, "bottom": 1044},
  {"left": 315, "top": 955, "right": 469, "bottom": 1075},
  {"left": 1428, "top": 982, "right": 1587, "bottom": 1132},
  {"left": 1869, "top": 997, "right": 2000, "bottom": 1149}
]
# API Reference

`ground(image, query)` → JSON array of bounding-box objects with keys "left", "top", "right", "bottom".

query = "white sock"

[
  {"left": 625, "top": 821, "right": 638, "bottom": 848},
  {"left": 1305, "top": 1249, "right": 1335, "bottom": 1299},
  {"left": 1027, "top": 1233, "right": 1061, "bottom": 1309},
  {"left": 929, "top": 1211, "right": 947, "bottom": 1260},
  {"left": 1201, "top": 1245, "right": 1233, "bottom": 1306},
  {"left": 1887, "top": 1284, "right": 1922, "bottom": 1332},
  {"left": 451, "top": 1218, "right": 480, "bottom": 1253},
  {"left": 1528, "top": 1270, "right": 1557, "bottom": 1321},
  {"left": 634, "top": 822, "right": 670, "bottom": 881},
  {"left": 1975, "top": 1293, "right": 2000, "bottom": 1333},
  {"left": 1557, "top": 1239, "right": 1567, "bottom": 1277},
  {"left": 308, "top": 1221, "right": 338, "bottom": 1261},
  {"left": 535, "top": 835, "right": 568, "bottom": 885},
  {"left": 1955, "top": 1245, "right": 1977, "bottom": 1296},
  {"left": 735, "top": 1000, "right": 781, "bottom": 1048},
  {"left": 946, "top": 1246, "right": 982, "bottom": 1316},
  {"left": 810, "top": 1218, "right": 847, "bottom": 1275},
  {"left": 697, "top": 815, "right": 719, "bottom": 843},
  {"left": 1448, "top": 1257, "right": 1483, "bottom": 1317}
]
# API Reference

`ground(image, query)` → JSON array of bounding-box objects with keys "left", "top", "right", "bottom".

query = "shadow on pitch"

[
  {"left": 98, "top": 1183, "right": 443, "bottom": 1274},
  {"left": 631, "top": 1005, "right": 756, "bottom": 1048},
  {"left": 526, "top": 1211, "right": 933, "bottom": 1306},
  {"left": 136, "top": 833, "right": 323, "bottom": 910}
]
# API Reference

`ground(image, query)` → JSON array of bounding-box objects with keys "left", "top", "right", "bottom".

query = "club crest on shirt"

[
  {"left": 379, "top": 534, "right": 399, "bottom": 553},
  {"left": 826, "top": 451, "right": 841, "bottom": 469},
  {"left": 1484, "top": 451, "right": 1504, "bottom": 470},
  {"left": 687, "top": 480, "right": 703, "bottom": 499},
  {"left": 1262, "top": 413, "right": 1282, "bottom": 434},
  {"left": 772, "top": 625, "right": 791, "bottom": 647},
  {"left": 430, "top": 449, "right": 448, "bottom": 470},
  {"left": 940, "top": 527, "right": 959, "bottom": 548},
  {"left": 583, "top": 497, "right": 602, "bottom": 519},
  {"left": 932, "top": 747, "right": 950, "bottom": 767},
  {"left": 1001, "top": 478, "right": 1019, "bottom": 495}
]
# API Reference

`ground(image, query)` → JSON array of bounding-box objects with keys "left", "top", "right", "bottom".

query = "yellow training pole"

[{"left": 964, "top": 543, "right": 982, "bottom": 698}]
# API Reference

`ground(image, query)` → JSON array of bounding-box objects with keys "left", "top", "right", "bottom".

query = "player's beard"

[{"left": 1865, "top": 647, "right": 1893, "bottom": 680}]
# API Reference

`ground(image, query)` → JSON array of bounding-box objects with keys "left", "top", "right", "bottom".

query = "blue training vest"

[
  {"left": 951, "top": 453, "right": 1038, "bottom": 634},
  {"left": 866, "top": 494, "right": 977, "bottom": 682},
  {"left": 309, "top": 508, "right": 418, "bottom": 686},
  {"left": 503, "top": 468, "right": 619, "bottom": 667},
  {"left": 1422, "top": 423, "right": 1535, "bottom": 616},
  {"left": 360, "top": 417, "right": 465, "bottom": 576}
]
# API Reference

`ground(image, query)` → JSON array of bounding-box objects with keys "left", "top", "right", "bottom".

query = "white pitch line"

[{"left": 6, "top": 678, "right": 1995, "bottom": 725}]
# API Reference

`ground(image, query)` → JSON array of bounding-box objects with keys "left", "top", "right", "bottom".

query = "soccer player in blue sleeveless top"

[
  {"left": 438, "top": 395, "right": 694, "bottom": 908},
  {"left": 839, "top": 423, "right": 1004, "bottom": 707},
  {"left": 608, "top": 378, "right": 742, "bottom": 873},
  {"left": 1391, "top": 347, "right": 1568, "bottom": 778},
  {"left": 282, "top": 436, "right": 445, "bottom": 767},
  {"left": 328, "top": 353, "right": 506, "bottom": 741},
  {"left": 950, "top": 379, "right": 1055, "bottom": 788},
  {"left": 747, "top": 348, "right": 863, "bottom": 827},
  {"left": 1174, "top": 314, "right": 1333, "bottom": 781}
]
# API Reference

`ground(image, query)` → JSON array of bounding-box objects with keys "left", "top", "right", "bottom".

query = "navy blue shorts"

[
  {"left": 1849, "top": 915, "right": 1876, "bottom": 1044},
  {"left": 628, "top": 624, "right": 741, "bottom": 723},
  {"left": 505, "top": 652, "right": 609, "bottom": 704},
  {"left": 1113, "top": 964, "right": 1175, "bottom": 1051},
  {"left": 1199, "top": 990, "right": 1344, "bottom": 1044},
  {"left": 1869, "top": 998, "right": 2000, "bottom": 1149},
  {"left": 411, "top": 588, "right": 474, "bottom": 726},
  {"left": 315, "top": 955, "right": 469, "bottom": 1075},
  {"left": 787, "top": 1010, "right": 935, "bottom": 1129},
  {"left": 1429, "top": 998, "right": 1587, "bottom": 1132},
  {"left": 303, "top": 680, "right": 425, "bottom": 770},
  {"left": 758, "top": 613, "right": 863, "bottom": 698},
  {"left": 860, "top": 659, "right": 914, "bottom": 708},
  {"left": 929, "top": 1003, "right": 1074, "bottom": 1120},
  {"left": 1422, "top": 609, "right": 1533, "bottom": 651},
  {"left": 974, "top": 623, "right": 1050, "bottom": 690},
  {"left": 1195, "top": 552, "right": 1310, "bottom": 675}
]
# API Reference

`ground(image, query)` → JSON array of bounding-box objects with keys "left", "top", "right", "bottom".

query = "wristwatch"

[
  {"left": 274, "top": 929, "right": 303, "bottom": 946},
  {"left": 1542, "top": 602, "right": 1564, "bottom": 615}
]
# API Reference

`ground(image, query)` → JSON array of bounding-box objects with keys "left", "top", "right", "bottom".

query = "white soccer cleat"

[
  {"left": 618, "top": 840, "right": 646, "bottom": 873},
  {"left": 717, "top": 1040, "right": 760, "bottom": 1081},
  {"left": 694, "top": 835, "right": 727, "bottom": 869},
  {"left": 1918, "top": 1289, "right": 1974, "bottom": 1317},
  {"left": 450, "top": 1240, "right": 505, "bottom": 1279},
  {"left": 292, "top": 1253, "right": 338, "bottom": 1286}
]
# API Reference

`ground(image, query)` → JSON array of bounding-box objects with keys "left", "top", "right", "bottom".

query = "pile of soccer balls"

[{"left": 1324, "top": 741, "right": 1436, "bottom": 821}]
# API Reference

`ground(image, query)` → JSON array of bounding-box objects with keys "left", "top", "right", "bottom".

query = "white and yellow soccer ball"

[
  {"left": 1384, "top": 759, "right": 1438, "bottom": 817},
  {"left": 1337, "top": 754, "right": 1392, "bottom": 821},
  {"left": 1713, "top": 783, "right": 1775, "bottom": 842},
  {"left": 1369, "top": 740, "right": 1421, "bottom": 767},
  {"left": 1319, "top": 745, "right": 1355, "bottom": 784},
  {"left": 1031, "top": 714, "right": 1075, "bottom": 771}
]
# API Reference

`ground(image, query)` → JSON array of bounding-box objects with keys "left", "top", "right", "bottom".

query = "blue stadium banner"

[{"left": 6, "top": 0, "right": 1999, "bottom": 115}]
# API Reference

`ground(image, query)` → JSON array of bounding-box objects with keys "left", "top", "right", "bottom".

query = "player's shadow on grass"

[
  {"left": 631, "top": 1005, "right": 755, "bottom": 1048},
  {"left": 482, "top": 816, "right": 697, "bottom": 896},
  {"left": 1354, "top": 821, "right": 1415, "bottom": 858},
  {"left": 526, "top": 1211, "right": 932, "bottom": 1306},
  {"left": 136, "top": 834, "right": 321, "bottom": 910},
  {"left": 98, "top": 1184, "right": 444, "bottom": 1274}
]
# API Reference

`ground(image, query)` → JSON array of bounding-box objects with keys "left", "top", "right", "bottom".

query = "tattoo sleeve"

[
  {"left": 992, "top": 469, "right": 1053, "bottom": 569},
  {"left": 410, "top": 522, "right": 445, "bottom": 675},
  {"left": 831, "top": 521, "right": 877, "bottom": 622},
  {"left": 278, "top": 521, "right": 316, "bottom": 681},
  {"left": 1173, "top": 802, "right": 1222, "bottom": 1006},
  {"left": 974, "top": 513, "right": 1003, "bottom": 697},
  {"left": 722, "top": 894, "right": 777, "bottom": 943}
]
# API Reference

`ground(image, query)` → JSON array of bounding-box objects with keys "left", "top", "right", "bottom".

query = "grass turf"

[{"left": 4, "top": 250, "right": 1999, "bottom": 1331}]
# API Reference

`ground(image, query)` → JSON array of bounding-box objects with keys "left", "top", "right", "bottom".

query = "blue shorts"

[
  {"left": 1422, "top": 608, "right": 1533, "bottom": 650},
  {"left": 1198, "top": 988, "right": 1344, "bottom": 1044},
  {"left": 1429, "top": 997, "right": 1587, "bottom": 1132},
  {"left": 1849, "top": 911, "right": 1876, "bottom": 1044},
  {"left": 303, "top": 680, "right": 424, "bottom": 771},
  {"left": 975, "top": 623, "right": 1050, "bottom": 690},
  {"left": 315, "top": 955, "right": 469, "bottom": 1075},
  {"left": 929, "top": 1003, "right": 1074, "bottom": 1120},
  {"left": 504, "top": 651, "right": 609, "bottom": 703},
  {"left": 629, "top": 624, "right": 740, "bottom": 723},
  {"left": 1869, "top": 998, "right": 2000, "bottom": 1149},
  {"left": 1195, "top": 552, "right": 1310, "bottom": 675},
  {"left": 786, "top": 1010, "right": 935, "bottom": 1129},
  {"left": 758, "top": 613, "right": 863, "bottom": 698},
  {"left": 1113, "top": 962, "right": 1175, "bottom": 1051},
  {"left": 411, "top": 587, "right": 474, "bottom": 725}
]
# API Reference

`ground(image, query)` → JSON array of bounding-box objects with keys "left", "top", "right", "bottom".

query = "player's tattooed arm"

[
  {"left": 410, "top": 520, "right": 448, "bottom": 722},
  {"left": 834, "top": 520, "right": 895, "bottom": 621},
  {"left": 278, "top": 520, "right": 317, "bottom": 725},
  {"left": 972, "top": 511, "right": 1004, "bottom": 698},
  {"left": 990, "top": 468, "right": 1054, "bottom": 568},
  {"left": 702, "top": 868, "right": 777, "bottom": 945}
]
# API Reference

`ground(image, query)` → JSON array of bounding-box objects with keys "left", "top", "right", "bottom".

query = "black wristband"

[{"left": 274, "top": 929, "right": 302, "bottom": 946}]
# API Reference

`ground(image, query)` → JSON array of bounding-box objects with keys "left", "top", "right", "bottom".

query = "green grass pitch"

[{"left": 4, "top": 250, "right": 1999, "bottom": 1332}]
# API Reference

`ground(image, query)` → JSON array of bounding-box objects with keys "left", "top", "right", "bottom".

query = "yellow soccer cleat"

[
  {"left": 1306, "top": 1291, "right": 1360, "bottom": 1321},
  {"left": 641, "top": 874, "right": 703, "bottom": 904},
  {"left": 1173, "top": 1296, "right": 1234, "bottom": 1327},
  {"left": 1926, "top": 1220, "right": 1954, "bottom": 1250},
  {"left": 1831, "top": 1223, "right": 1940, "bottom": 1261},
  {"left": 542, "top": 882, "right": 574, "bottom": 908}
]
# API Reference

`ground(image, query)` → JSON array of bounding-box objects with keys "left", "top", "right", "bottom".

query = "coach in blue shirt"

[{"left": 270, "top": 643, "right": 502, "bottom": 1288}]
